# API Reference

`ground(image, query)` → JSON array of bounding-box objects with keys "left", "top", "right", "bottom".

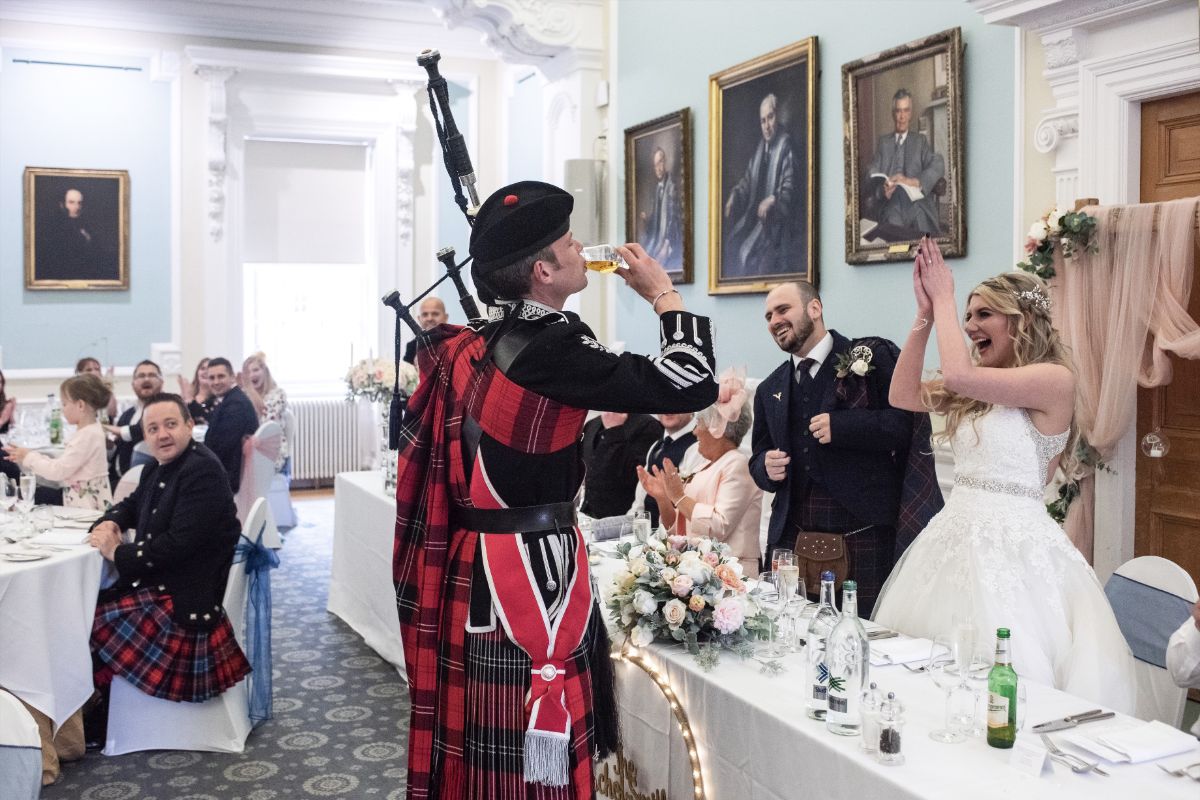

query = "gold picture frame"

[
  {"left": 625, "top": 108, "right": 693, "bottom": 284},
  {"left": 24, "top": 166, "right": 130, "bottom": 290},
  {"left": 842, "top": 27, "right": 965, "bottom": 264},
  {"left": 709, "top": 37, "right": 818, "bottom": 295}
]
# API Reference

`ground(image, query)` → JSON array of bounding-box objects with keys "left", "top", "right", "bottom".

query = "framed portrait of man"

[
  {"left": 843, "top": 27, "right": 965, "bottom": 264},
  {"left": 24, "top": 166, "right": 130, "bottom": 290},
  {"left": 625, "top": 108, "right": 693, "bottom": 284},
  {"left": 709, "top": 37, "right": 817, "bottom": 295}
]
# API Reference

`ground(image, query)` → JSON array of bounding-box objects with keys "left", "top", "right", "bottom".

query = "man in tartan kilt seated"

[
  {"left": 85, "top": 393, "right": 250, "bottom": 736},
  {"left": 394, "top": 181, "right": 718, "bottom": 799}
]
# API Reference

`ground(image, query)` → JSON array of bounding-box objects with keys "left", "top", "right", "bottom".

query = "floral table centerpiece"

[
  {"left": 605, "top": 528, "right": 770, "bottom": 669},
  {"left": 344, "top": 357, "right": 417, "bottom": 403}
]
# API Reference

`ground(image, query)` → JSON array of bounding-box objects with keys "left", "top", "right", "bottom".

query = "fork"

[
  {"left": 1040, "top": 734, "right": 1109, "bottom": 776},
  {"left": 1157, "top": 762, "right": 1200, "bottom": 778}
]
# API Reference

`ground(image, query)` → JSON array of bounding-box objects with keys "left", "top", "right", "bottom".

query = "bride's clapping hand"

[
  {"left": 912, "top": 245, "right": 933, "bottom": 316},
  {"left": 917, "top": 236, "right": 955, "bottom": 303}
]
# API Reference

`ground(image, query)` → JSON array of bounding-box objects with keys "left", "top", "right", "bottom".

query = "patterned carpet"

[{"left": 44, "top": 494, "right": 412, "bottom": 800}]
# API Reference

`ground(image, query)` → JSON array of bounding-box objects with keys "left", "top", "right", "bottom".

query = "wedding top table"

[
  {"left": 0, "top": 528, "right": 107, "bottom": 730},
  {"left": 329, "top": 470, "right": 406, "bottom": 674},
  {"left": 591, "top": 542, "right": 1199, "bottom": 800}
]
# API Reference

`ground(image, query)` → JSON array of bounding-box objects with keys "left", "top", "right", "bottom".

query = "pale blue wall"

[
  {"left": 616, "top": 1, "right": 1015, "bottom": 378},
  {"left": 0, "top": 49, "right": 172, "bottom": 370}
]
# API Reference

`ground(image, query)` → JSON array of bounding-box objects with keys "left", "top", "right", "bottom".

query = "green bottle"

[
  {"left": 48, "top": 398, "right": 63, "bottom": 446},
  {"left": 986, "top": 627, "right": 1017, "bottom": 749}
]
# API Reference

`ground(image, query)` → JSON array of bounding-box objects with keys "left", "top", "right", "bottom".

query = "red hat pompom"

[{"left": 503, "top": 194, "right": 519, "bottom": 206}]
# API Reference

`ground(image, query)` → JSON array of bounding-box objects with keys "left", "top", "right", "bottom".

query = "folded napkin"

[
  {"left": 31, "top": 529, "right": 91, "bottom": 546},
  {"left": 869, "top": 636, "right": 943, "bottom": 666},
  {"left": 1067, "top": 719, "right": 1198, "bottom": 763}
]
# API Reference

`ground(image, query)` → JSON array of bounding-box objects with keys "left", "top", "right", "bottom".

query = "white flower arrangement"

[
  {"left": 345, "top": 357, "right": 417, "bottom": 403},
  {"left": 605, "top": 528, "right": 770, "bottom": 668}
]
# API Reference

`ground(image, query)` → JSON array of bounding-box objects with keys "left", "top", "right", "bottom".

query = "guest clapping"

[
  {"left": 638, "top": 370, "right": 763, "bottom": 574},
  {"left": 242, "top": 352, "right": 289, "bottom": 472},
  {"left": 4, "top": 374, "right": 113, "bottom": 509},
  {"left": 0, "top": 368, "right": 15, "bottom": 435},
  {"left": 178, "top": 357, "right": 212, "bottom": 424},
  {"left": 103, "top": 359, "right": 164, "bottom": 483}
]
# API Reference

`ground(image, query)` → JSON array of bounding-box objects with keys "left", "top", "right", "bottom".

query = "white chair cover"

[
  {"left": 235, "top": 421, "right": 282, "bottom": 525},
  {"left": 129, "top": 441, "right": 154, "bottom": 470},
  {"left": 268, "top": 408, "right": 297, "bottom": 528},
  {"left": 1104, "top": 555, "right": 1199, "bottom": 727},
  {"left": 113, "top": 463, "right": 144, "bottom": 504},
  {"left": 102, "top": 499, "right": 276, "bottom": 755},
  {"left": 0, "top": 689, "right": 41, "bottom": 800}
]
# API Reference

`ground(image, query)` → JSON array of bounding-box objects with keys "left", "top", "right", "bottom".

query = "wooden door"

[{"left": 1136, "top": 92, "right": 1200, "bottom": 597}]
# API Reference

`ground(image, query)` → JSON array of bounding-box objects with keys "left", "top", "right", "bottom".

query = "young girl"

[{"left": 4, "top": 373, "right": 114, "bottom": 510}]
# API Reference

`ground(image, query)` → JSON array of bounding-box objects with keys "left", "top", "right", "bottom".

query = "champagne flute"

[
  {"left": 927, "top": 634, "right": 967, "bottom": 743},
  {"left": 756, "top": 571, "right": 787, "bottom": 660},
  {"left": 777, "top": 565, "right": 805, "bottom": 651},
  {"left": 17, "top": 473, "right": 36, "bottom": 519}
]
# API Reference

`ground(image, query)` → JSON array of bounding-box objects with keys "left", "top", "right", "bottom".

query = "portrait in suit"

[
  {"left": 710, "top": 38, "right": 816, "bottom": 295},
  {"left": 24, "top": 167, "right": 129, "bottom": 289},
  {"left": 843, "top": 27, "right": 965, "bottom": 264},
  {"left": 625, "top": 108, "right": 692, "bottom": 283}
]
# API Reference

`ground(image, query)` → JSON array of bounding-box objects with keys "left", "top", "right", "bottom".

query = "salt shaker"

[
  {"left": 859, "top": 682, "right": 883, "bottom": 753},
  {"left": 877, "top": 691, "right": 905, "bottom": 765}
]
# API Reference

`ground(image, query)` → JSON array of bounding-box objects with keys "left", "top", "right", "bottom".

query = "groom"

[{"left": 749, "top": 281, "right": 942, "bottom": 616}]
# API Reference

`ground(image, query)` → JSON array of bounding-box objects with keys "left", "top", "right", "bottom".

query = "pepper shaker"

[{"left": 877, "top": 691, "right": 905, "bottom": 765}]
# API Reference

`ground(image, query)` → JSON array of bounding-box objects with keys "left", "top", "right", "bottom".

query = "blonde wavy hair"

[
  {"left": 241, "top": 352, "right": 276, "bottom": 419},
  {"left": 923, "top": 271, "right": 1082, "bottom": 479}
]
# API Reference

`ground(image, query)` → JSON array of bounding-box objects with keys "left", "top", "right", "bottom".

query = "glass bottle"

[
  {"left": 826, "top": 580, "right": 870, "bottom": 735},
  {"left": 986, "top": 627, "right": 1018, "bottom": 749},
  {"left": 804, "top": 570, "right": 839, "bottom": 720},
  {"left": 47, "top": 393, "right": 63, "bottom": 445}
]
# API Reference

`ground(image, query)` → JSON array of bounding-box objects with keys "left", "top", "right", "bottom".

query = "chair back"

[
  {"left": 235, "top": 421, "right": 282, "bottom": 523},
  {"left": 0, "top": 689, "right": 42, "bottom": 800},
  {"left": 130, "top": 441, "right": 154, "bottom": 470},
  {"left": 1104, "top": 555, "right": 1198, "bottom": 726},
  {"left": 281, "top": 408, "right": 297, "bottom": 457},
  {"left": 113, "top": 464, "right": 144, "bottom": 503}
]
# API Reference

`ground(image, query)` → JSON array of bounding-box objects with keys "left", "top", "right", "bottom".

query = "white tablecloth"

[
  {"left": 593, "top": 546, "right": 1199, "bottom": 800},
  {"left": 0, "top": 537, "right": 105, "bottom": 729},
  {"left": 329, "top": 471, "right": 406, "bottom": 674}
]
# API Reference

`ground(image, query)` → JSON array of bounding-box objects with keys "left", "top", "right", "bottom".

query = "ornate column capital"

[
  {"left": 426, "top": 0, "right": 603, "bottom": 66},
  {"left": 1033, "top": 109, "right": 1079, "bottom": 154},
  {"left": 194, "top": 65, "right": 238, "bottom": 242}
]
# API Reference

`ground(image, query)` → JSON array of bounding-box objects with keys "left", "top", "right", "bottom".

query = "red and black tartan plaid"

[
  {"left": 393, "top": 326, "right": 603, "bottom": 800},
  {"left": 91, "top": 588, "right": 251, "bottom": 703}
]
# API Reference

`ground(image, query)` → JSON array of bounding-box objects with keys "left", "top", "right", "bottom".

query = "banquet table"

[
  {"left": 591, "top": 542, "right": 1200, "bottom": 800},
  {"left": 328, "top": 470, "right": 405, "bottom": 674},
  {"left": 0, "top": 531, "right": 106, "bottom": 730}
]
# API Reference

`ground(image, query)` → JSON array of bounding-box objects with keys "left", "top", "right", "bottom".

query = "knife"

[{"left": 1031, "top": 709, "right": 1115, "bottom": 733}]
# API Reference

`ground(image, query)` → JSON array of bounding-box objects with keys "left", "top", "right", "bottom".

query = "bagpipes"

[{"left": 382, "top": 48, "right": 487, "bottom": 449}]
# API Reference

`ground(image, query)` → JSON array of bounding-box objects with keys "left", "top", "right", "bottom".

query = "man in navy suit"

[
  {"left": 749, "top": 281, "right": 937, "bottom": 617},
  {"left": 202, "top": 357, "right": 259, "bottom": 493}
]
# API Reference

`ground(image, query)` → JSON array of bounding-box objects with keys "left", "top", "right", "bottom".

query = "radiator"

[{"left": 292, "top": 398, "right": 364, "bottom": 484}]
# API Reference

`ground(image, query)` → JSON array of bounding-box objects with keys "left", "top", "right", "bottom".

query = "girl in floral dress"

[{"left": 4, "top": 374, "right": 113, "bottom": 510}]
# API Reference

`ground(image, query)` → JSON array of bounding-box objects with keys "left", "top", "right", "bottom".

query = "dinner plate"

[{"left": 0, "top": 551, "right": 51, "bottom": 562}]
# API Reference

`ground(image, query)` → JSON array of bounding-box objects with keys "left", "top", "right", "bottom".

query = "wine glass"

[
  {"left": 962, "top": 644, "right": 993, "bottom": 736},
  {"left": 777, "top": 565, "right": 807, "bottom": 651},
  {"left": 927, "top": 634, "right": 967, "bottom": 743},
  {"left": 17, "top": 474, "right": 36, "bottom": 519},
  {"left": 756, "top": 571, "right": 787, "bottom": 660}
]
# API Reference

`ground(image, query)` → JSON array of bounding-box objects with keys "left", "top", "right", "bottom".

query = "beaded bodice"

[{"left": 951, "top": 406, "right": 1068, "bottom": 499}]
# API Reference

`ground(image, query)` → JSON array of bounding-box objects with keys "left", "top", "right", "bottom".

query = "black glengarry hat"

[{"left": 469, "top": 181, "right": 574, "bottom": 275}]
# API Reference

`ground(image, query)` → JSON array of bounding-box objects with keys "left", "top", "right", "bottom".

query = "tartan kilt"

[{"left": 91, "top": 587, "right": 251, "bottom": 703}]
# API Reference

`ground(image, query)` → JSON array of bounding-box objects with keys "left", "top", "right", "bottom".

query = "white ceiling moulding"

[
  {"left": 967, "top": 0, "right": 1180, "bottom": 31},
  {"left": 425, "top": 0, "right": 604, "bottom": 71},
  {"left": 0, "top": 0, "right": 497, "bottom": 61}
]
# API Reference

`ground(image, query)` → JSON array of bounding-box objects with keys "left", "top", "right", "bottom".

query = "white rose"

[
  {"left": 1047, "top": 207, "right": 1064, "bottom": 233},
  {"left": 628, "top": 556, "right": 649, "bottom": 577},
  {"left": 630, "top": 624, "right": 655, "bottom": 648},
  {"left": 663, "top": 599, "right": 687, "bottom": 628},
  {"left": 645, "top": 533, "right": 666, "bottom": 553},
  {"left": 659, "top": 567, "right": 678, "bottom": 585},
  {"left": 1027, "top": 220, "right": 1048, "bottom": 242},
  {"left": 613, "top": 569, "right": 636, "bottom": 592},
  {"left": 697, "top": 538, "right": 713, "bottom": 555},
  {"left": 851, "top": 358, "right": 869, "bottom": 376},
  {"left": 633, "top": 590, "right": 657, "bottom": 616}
]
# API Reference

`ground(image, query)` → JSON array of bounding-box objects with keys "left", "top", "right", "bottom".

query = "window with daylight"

[{"left": 242, "top": 139, "right": 374, "bottom": 396}]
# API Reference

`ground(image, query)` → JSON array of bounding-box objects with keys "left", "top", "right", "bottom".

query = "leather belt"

[{"left": 451, "top": 501, "right": 577, "bottom": 533}]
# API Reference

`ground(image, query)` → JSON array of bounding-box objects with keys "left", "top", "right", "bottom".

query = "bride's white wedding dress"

[{"left": 873, "top": 405, "right": 1136, "bottom": 714}]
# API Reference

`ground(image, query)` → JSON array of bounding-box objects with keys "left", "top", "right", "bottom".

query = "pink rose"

[
  {"left": 703, "top": 552, "right": 719, "bottom": 566},
  {"left": 670, "top": 574, "right": 694, "bottom": 597},
  {"left": 688, "top": 594, "right": 706, "bottom": 612},
  {"left": 667, "top": 535, "right": 688, "bottom": 551},
  {"left": 712, "top": 597, "right": 745, "bottom": 635},
  {"left": 1024, "top": 237, "right": 1038, "bottom": 255},
  {"left": 664, "top": 552, "right": 680, "bottom": 566}
]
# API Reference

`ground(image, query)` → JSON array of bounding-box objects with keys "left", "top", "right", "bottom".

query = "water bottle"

[
  {"left": 804, "top": 570, "right": 839, "bottom": 720},
  {"left": 826, "top": 580, "right": 870, "bottom": 736}
]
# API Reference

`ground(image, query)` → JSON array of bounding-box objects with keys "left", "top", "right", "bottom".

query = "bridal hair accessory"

[
  {"left": 708, "top": 366, "right": 747, "bottom": 438},
  {"left": 1016, "top": 287, "right": 1051, "bottom": 313}
]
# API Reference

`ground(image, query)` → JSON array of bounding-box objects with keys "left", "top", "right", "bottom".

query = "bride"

[{"left": 873, "top": 237, "right": 1136, "bottom": 714}]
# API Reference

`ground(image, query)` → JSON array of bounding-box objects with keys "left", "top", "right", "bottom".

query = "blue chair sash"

[
  {"left": 233, "top": 521, "right": 280, "bottom": 726},
  {"left": 1104, "top": 572, "right": 1192, "bottom": 668}
]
